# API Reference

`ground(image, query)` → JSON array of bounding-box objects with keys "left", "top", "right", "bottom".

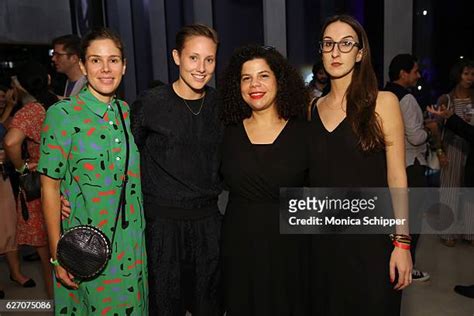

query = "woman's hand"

[
  {"left": 53, "top": 265, "right": 78, "bottom": 289},
  {"left": 389, "top": 247, "right": 412, "bottom": 290},
  {"left": 427, "top": 104, "right": 453, "bottom": 120},
  {"left": 438, "top": 151, "right": 449, "bottom": 168},
  {"left": 60, "top": 196, "right": 72, "bottom": 220},
  {"left": 5, "top": 89, "right": 17, "bottom": 108}
]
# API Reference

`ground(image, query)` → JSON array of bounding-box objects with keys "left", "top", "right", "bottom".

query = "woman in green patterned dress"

[{"left": 39, "top": 28, "right": 148, "bottom": 315}]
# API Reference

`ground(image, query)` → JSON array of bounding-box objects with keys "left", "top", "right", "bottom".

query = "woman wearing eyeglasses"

[
  {"left": 308, "top": 15, "right": 411, "bottom": 315},
  {"left": 219, "top": 44, "right": 310, "bottom": 315}
]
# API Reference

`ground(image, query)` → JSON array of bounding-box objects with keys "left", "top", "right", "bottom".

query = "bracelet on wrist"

[
  {"left": 389, "top": 234, "right": 412, "bottom": 242},
  {"left": 15, "top": 161, "right": 28, "bottom": 174},
  {"left": 393, "top": 241, "right": 411, "bottom": 250},
  {"left": 49, "top": 258, "right": 60, "bottom": 267}
]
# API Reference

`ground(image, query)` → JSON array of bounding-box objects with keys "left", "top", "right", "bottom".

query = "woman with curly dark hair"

[{"left": 219, "top": 44, "right": 310, "bottom": 315}]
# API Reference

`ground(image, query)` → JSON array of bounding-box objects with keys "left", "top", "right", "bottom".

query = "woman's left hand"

[{"left": 389, "top": 247, "right": 412, "bottom": 290}]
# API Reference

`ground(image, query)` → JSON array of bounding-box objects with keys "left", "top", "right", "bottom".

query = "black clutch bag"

[
  {"left": 19, "top": 171, "right": 41, "bottom": 201},
  {"left": 18, "top": 170, "right": 41, "bottom": 221},
  {"left": 55, "top": 100, "right": 130, "bottom": 280},
  {"left": 57, "top": 225, "right": 112, "bottom": 279}
]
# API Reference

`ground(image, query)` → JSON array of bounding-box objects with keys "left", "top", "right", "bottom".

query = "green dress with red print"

[{"left": 38, "top": 87, "right": 148, "bottom": 315}]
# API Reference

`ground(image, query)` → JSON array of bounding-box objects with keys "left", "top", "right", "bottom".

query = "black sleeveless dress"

[
  {"left": 220, "top": 119, "right": 310, "bottom": 316},
  {"left": 309, "top": 111, "right": 402, "bottom": 315}
]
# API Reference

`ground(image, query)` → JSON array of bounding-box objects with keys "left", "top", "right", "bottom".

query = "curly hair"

[{"left": 219, "top": 44, "right": 308, "bottom": 125}]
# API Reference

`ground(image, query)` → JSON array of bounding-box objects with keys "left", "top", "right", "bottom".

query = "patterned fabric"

[
  {"left": 440, "top": 98, "right": 474, "bottom": 240},
  {"left": 440, "top": 97, "right": 474, "bottom": 240},
  {"left": 38, "top": 87, "right": 148, "bottom": 315},
  {"left": 10, "top": 102, "right": 48, "bottom": 246}
]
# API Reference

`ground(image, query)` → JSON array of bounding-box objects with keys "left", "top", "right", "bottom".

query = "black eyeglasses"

[
  {"left": 319, "top": 40, "right": 361, "bottom": 53},
  {"left": 51, "top": 51, "right": 70, "bottom": 57}
]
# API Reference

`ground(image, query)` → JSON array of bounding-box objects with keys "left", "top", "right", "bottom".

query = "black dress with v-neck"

[
  {"left": 220, "top": 119, "right": 310, "bottom": 316},
  {"left": 309, "top": 110, "right": 401, "bottom": 315}
]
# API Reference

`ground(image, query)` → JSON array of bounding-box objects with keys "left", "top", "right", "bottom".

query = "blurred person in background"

[
  {"left": 1, "top": 84, "right": 36, "bottom": 299},
  {"left": 3, "top": 61, "right": 58, "bottom": 298},
  {"left": 435, "top": 59, "right": 474, "bottom": 247},
  {"left": 383, "top": 54, "right": 432, "bottom": 282},
  {"left": 307, "top": 60, "right": 329, "bottom": 100},
  {"left": 428, "top": 104, "right": 474, "bottom": 298},
  {"left": 0, "top": 85, "right": 16, "bottom": 124},
  {"left": 51, "top": 34, "right": 87, "bottom": 97}
]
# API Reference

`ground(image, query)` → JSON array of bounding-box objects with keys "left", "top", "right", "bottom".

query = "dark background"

[{"left": 0, "top": 0, "right": 472, "bottom": 104}]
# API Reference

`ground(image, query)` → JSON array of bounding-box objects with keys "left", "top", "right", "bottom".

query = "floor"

[{"left": 1, "top": 234, "right": 473, "bottom": 316}]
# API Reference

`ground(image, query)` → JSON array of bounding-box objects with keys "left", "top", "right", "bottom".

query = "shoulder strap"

[
  {"left": 111, "top": 100, "right": 130, "bottom": 244},
  {"left": 446, "top": 94, "right": 452, "bottom": 109}
]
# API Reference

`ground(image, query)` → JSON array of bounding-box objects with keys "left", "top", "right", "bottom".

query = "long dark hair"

[
  {"left": 321, "top": 15, "right": 385, "bottom": 152},
  {"left": 445, "top": 58, "right": 474, "bottom": 107},
  {"left": 449, "top": 58, "right": 474, "bottom": 87},
  {"left": 219, "top": 44, "right": 308, "bottom": 125},
  {"left": 16, "top": 61, "right": 58, "bottom": 110}
]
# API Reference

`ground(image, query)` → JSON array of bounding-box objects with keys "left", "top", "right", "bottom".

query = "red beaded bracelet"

[{"left": 393, "top": 241, "right": 411, "bottom": 250}]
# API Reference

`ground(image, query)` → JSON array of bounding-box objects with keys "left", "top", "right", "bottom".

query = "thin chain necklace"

[
  {"left": 173, "top": 82, "right": 206, "bottom": 115},
  {"left": 181, "top": 94, "right": 206, "bottom": 116}
]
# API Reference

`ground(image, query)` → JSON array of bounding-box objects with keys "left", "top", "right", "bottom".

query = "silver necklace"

[{"left": 182, "top": 94, "right": 206, "bottom": 116}]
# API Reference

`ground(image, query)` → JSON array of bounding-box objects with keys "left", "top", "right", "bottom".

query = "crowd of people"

[{"left": 0, "top": 13, "right": 473, "bottom": 315}]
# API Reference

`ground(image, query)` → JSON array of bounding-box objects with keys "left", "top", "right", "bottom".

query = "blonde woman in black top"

[{"left": 131, "top": 24, "right": 224, "bottom": 315}]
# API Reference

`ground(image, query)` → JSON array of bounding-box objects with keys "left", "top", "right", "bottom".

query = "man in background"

[
  {"left": 51, "top": 34, "right": 86, "bottom": 97},
  {"left": 307, "top": 60, "right": 328, "bottom": 99},
  {"left": 384, "top": 53, "right": 432, "bottom": 282}
]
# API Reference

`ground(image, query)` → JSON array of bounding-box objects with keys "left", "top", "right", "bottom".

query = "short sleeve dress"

[
  {"left": 10, "top": 102, "right": 48, "bottom": 247},
  {"left": 38, "top": 87, "right": 148, "bottom": 315}
]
